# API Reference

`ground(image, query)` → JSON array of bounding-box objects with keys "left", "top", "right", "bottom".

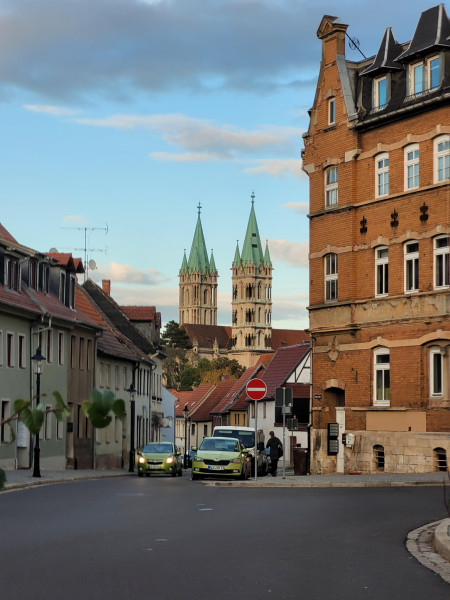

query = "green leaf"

[
  {"left": 20, "top": 408, "right": 44, "bottom": 435},
  {"left": 13, "top": 398, "right": 30, "bottom": 414},
  {"left": 112, "top": 399, "right": 126, "bottom": 420},
  {"left": 52, "top": 391, "right": 70, "bottom": 420}
]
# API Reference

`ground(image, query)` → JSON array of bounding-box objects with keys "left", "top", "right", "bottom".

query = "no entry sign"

[{"left": 246, "top": 378, "right": 267, "bottom": 401}]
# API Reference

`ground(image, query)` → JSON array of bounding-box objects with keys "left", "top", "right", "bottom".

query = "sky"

[{"left": 1, "top": 0, "right": 445, "bottom": 331}]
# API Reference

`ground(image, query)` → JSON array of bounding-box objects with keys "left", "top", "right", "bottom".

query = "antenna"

[
  {"left": 346, "top": 33, "right": 366, "bottom": 59},
  {"left": 60, "top": 224, "right": 108, "bottom": 280}
]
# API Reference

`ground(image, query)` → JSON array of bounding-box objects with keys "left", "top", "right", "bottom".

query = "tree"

[
  {"left": 161, "top": 321, "right": 192, "bottom": 349},
  {"left": 179, "top": 365, "right": 201, "bottom": 391},
  {"left": 0, "top": 390, "right": 125, "bottom": 491}
]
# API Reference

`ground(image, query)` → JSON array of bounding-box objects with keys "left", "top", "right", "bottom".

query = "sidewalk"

[{"left": 2, "top": 466, "right": 447, "bottom": 491}]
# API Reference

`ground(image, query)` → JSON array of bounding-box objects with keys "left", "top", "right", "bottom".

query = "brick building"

[{"left": 302, "top": 5, "right": 450, "bottom": 474}]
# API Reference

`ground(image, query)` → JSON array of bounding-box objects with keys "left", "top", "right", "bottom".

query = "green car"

[
  {"left": 191, "top": 437, "right": 251, "bottom": 481},
  {"left": 136, "top": 442, "right": 183, "bottom": 477}
]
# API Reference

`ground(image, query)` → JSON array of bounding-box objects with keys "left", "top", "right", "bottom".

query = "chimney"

[{"left": 102, "top": 279, "right": 111, "bottom": 295}]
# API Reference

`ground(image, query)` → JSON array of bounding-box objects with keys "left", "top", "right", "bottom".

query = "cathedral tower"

[
  {"left": 231, "top": 194, "right": 272, "bottom": 362},
  {"left": 179, "top": 204, "right": 218, "bottom": 325}
]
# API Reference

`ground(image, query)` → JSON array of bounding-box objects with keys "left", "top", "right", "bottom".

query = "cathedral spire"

[
  {"left": 187, "top": 202, "right": 210, "bottom": 274},
  {"left": 241, "top": 193, "right": 264, "bottom": 267}
]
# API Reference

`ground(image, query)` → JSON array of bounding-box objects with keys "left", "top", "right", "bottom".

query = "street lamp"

[
  {"left": 183, "top": 403, "right": 189, "bottom": 469},
  {"left": 127, "top": 383, "right": 136, "bottom": 473},
  {"left": 31, "top": 346, "right": 46, "bottom": 478}
]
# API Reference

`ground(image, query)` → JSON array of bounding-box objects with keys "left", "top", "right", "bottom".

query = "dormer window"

[
  {"left": 5, "top": 257, "right": 20, "bottom": 291},
  {"left": 29, "top": 259, "right": 38, "bottom": 290},
  {"left": 60, "top": 272, "right": 66, "bottom": 303},
  {"left": 409, "top": 55, "right": 440, "bottom": 96},
  {"left": 374, "top": 76, "right": 387, "bottom": 109}
]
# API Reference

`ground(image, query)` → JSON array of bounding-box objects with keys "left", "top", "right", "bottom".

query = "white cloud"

[
  {"left": 150, "top": 151, "right": 218, "bottom": 163},
  {"left": 92, "top": 261, "right": 169, "bottom": 286},
  {"left": 283, "top": 202, "right": 309, "bottom": 214},
  {"left": 269, "top": 239, "right": 309, "bottom": 268},
  {"left": 62, "top": 215, "right": 88, "bottom": 225},
  {"left": 24, "top": 104, "right": 80, "bottom": 116},
  {"left": 242, "top": 159, "right": 303, "bottom": 178}
]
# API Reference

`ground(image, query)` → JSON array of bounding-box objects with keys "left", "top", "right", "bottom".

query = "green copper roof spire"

[
  {"left": 240, "top": 192, "right": 264, "bottom": 266},
  {"left": 187, "top": 203, "right": 210, "bottom": 274},
  {"left": 180, "top": 250, "right": 188, "bottom": 273},
  {"left": 263, "top": 240, "right": 272, "bottom": 267},
  {"left": 233, "top": 241, "right": 241, "bottom": 267},
  {"left": 209, "top": 249, "right": 216, "bottom": 273}
]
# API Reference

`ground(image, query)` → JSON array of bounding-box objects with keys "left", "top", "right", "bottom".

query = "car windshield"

[
  {"left": 143, "top": 443, "right": 174, "bottom": 454},
  {"left": 214, "top": 430, "right": 255, "bottom": 449},
  {"left": 200, "top": 439, "right": 240, "bottom": 452}
]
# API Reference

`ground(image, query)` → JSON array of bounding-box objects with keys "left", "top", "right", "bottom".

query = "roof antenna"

[
  {"left": 346, "top": 32, "right": 366, "bottom": 59},
  {"left": 197, "top": 202, "right": 202, "bottom": 216},
  {"left": 251, "top": 191, "right": 255, "bottom": 206}
]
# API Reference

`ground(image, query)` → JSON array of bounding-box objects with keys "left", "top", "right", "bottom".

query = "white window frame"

[
  {"left": 325, "top": 166, "right": 338, "bottom": 208},
  {"left": 404, "top": 144, "right": 419, "bottom": 190},
  {"left": 325, "top": 253, "right": 338, "bottom": 302},
  {"left": 44, "top": 405, "right": 52, "bottom": 440},
  {"left": 375, "top": 153, "right": 389, "bottom": 197},
  {"left": 410, "top": 61, "right": 424, "bottom": 95},
  {"left": 434, "top": 235, "right": 449, "bottom": 289},
  {"left": 374, "top": 76, "right": 387, "bottom": 109},
  {"left": 429, "top": 347, "right": 444, "bottom": 398},
  {"left": 375, "top": 246, "right": 389, "bottom": 297},
  {"left": 328, "top": 98, "right": 336, "bottom": 125},
  {"left": 58, "top": 332, "right": 64, "bottom": 366},
  {"left": 18, "top": 334, "right": 26, "bottom": 369},
  {"left": 434, "top": 135, "right": 450, "bottom": 183},
  {"left": 374, "top": 348, "right": 390, "bottom": 406},
  {"left": 404, "top": 240, "right": 419, "bottom": 293},
  {"left": 427, "top": 55, "right": 440, "bottom": 90}
]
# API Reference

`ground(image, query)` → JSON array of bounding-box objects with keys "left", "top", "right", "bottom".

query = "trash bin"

[{"left": 293, "top": 447, "right": 307, "bottom": 476}]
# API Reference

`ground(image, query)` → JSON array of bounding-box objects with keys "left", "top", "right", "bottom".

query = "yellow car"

[
  {"left": 191, "top": 437, "right": 251, "bottom": 480},
  {"left": 136, "top": 442, "right": 183, "bottom": 477}
]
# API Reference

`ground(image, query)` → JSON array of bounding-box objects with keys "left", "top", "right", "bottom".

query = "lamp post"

[
  {"left": 31, "top": 346, "right": 46, "bottom": 478},
  {"left": 127, "top": 383, "right": 136, "bottom": 473},
  {"left": 183, "top": 403, "right": 189, "bottom": 469}
]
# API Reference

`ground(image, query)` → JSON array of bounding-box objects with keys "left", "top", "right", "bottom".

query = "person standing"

[{"left": 266, "top": 431, "right": 283, "bottom": 476}]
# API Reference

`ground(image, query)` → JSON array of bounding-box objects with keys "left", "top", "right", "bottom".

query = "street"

[{"left": 0, "top": 476, "right": 448, "bottom": 600}]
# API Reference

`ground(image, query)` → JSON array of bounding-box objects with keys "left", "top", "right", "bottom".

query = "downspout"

[{"left": 307, "top": 343, "right": 313, "bottom": 475}]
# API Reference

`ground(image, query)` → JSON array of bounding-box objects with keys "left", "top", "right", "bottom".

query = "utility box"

[{"left": 293, "top": 447, "right": 308, "bottom": 476}]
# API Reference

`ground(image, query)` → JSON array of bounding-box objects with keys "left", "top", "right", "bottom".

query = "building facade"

[{"left": 302, "top": 6, "right": 450, "bottom": 474}]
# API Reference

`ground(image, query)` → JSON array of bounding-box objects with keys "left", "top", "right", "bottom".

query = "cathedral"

[{"left": 179, "top": 195, "right": 307, "bottom": 368}]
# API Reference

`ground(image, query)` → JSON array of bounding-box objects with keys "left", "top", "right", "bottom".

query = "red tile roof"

[
  {"left": 174, "top": 384, "right": 215, "bottom": 417},
  {"left": 47, "top": 253, "right": 85, "bottom": 273},
  {"left": 181, "top": 324, "right": 232, "bottom": 349},
  {"left": 121, "top": 306, "right": 156, "bottom": 321},
  {"left": 271, "top": 329, "right": 310, "bottom": 350},
  {"left": 211, "top": 364, "right": 265, "bottom": 414},
  {"left": 261, "top": 343, "right": 310, "bottom": 399},
  {"left": 0, "top": 223, "right": 18, "bottom": 244},
  {"left": 191, "top": 379, "right": 236, "bottom": 422}
]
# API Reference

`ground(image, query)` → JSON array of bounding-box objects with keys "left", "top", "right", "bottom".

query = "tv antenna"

[
  {"left": 60, "top": 224, "right": 108, "bottom": 280},
  {"left": 346, "top": 33, "right": 366, "bottom": 59}
]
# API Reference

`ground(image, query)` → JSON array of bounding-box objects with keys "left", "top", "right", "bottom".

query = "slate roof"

[
  {"left": 261, "top": 342, "right": 310, "bottom": 400},
  {"left": 361, "top": 27, "right": 403, "bottom": 75},
  {"left": 396, "top": 4, "right": 450, "bottom": 61}
]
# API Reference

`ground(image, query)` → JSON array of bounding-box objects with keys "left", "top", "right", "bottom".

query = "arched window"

[
  {"left": 404, "top": 144, "right": 419, "bottom": 190},
  {"left": 404, "top": 240, "right": 419, "bottom": 292},
  {"left": 434, "top": 447, "right": 447, "bottom": 472},
  {"left": 434, "top": 135, "right": 450, "bottom": 183},
  {"left": 375, "top": 152, "right": 389, "bottom": 197},
  {"left": 324, "top": 166, "right": 338, "bottom": 207},
  {"left": 434, "top": 235, "right": 449, "bottom": 289}
]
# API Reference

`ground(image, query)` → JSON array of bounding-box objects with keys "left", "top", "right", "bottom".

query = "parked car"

[
  {"left": 212, "top": 426, "right": 268, "bottom": 476},
  {"left": 191, "top": 437, "right": 251, "bottom": 481},
  {"left": 136, "top": 442, "right": 183, "bottom": 477}
]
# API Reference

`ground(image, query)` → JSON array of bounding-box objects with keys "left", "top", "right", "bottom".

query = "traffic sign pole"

[{"left": 246, "top": 379, "right": 267, "bottom": 482}]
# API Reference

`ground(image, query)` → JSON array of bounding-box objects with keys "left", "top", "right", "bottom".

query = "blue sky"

[{"left": 0, "top": 0, "right": 444, "bottom": 330}]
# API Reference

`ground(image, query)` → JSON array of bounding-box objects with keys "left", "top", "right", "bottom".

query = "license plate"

[
  {"left": 149, "top": 465, "right": 161, "bottom": 470},
  {"left": 208, "top": 465, "right": 224, "bottom": 471}
]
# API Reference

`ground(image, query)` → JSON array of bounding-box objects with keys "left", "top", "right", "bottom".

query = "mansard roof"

[
  {"left": 396, "top": 4, "right": 450, "bottom": 61},
  {"left": 361, "top": 27, "right": 403, "bottom": 75}
]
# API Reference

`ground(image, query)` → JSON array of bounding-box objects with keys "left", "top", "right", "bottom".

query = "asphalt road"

[{"left": 0, "top": 475, "right": 448, "bottom": 600}]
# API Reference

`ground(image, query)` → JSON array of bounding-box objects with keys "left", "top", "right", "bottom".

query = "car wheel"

[
  {"left": 179, "top": 468, "right": 183, "bottom": 477},
  {"left": 138, "top": 471, "right": 143, "bottom": 477},
  {"left": 191, "top": 472, "right": 200, "bottom": 480},
  {"left": 171, "top": 468, "right": 177, "bottom": 477}
]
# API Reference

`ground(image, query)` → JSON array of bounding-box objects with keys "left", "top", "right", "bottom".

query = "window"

[
  {"left": 58, "top": 332, "right": 64, "bottom": 366},
  {"left": 0, "top": 331, "right": 3, "bottom": 366},
  {"left": 1, "top": 400, "right": 11, "bottom": 443},
  {"left": 70, "top": 335, "right": 76, "bottom": 369},
  {"left": 429, "top": 347, "right": 444, "bottom": 397},
  {"left": 373, "top": 445, "right": 385, "bottom": 471},
  {"left": 374, "top": 76, "right": 387, "bottom": 108},
  {"left": 375, "top": 247, "right": 389, "bottom": 296},
  {"left": 60, "top": 272, "right": 66, "bottom": 304},
  {"left": 328, "top": 98, "right": 335, "bottom": 125},
  {"left": 404, "top": 144, "right": 419, "bottom": 189},
  {"left": 18, "top": 334, "right": 25, "bottom": 369},
  {"left": 29, "top": 259, "right": 38, "bottom": 290},
  {"left": 7, "top": 333, "right": 14, "bottom": 367},
  {"left": 410, "top": 62, "right": 423, "bottom": 95},
  {"left": 44, "top": 405, "right": 52, "bottom": 440},
  {"left": 404, "top": 241, "right": 419, "bottom": 292},
  {"left": 325, "top": 166, "right": 338, "bottom": 207},
  {"left": 434, "top": 448, "right": 447, "bottom": 472},
  {"left": 435, "top": 135, "right": 450, "bottom": 183},
  {"left": 79, "top": 338, "right": 85, "bottom": 370},
  {"left": 69, "top": 276, "right": 76, "bottom": 309},
  {"left": 434, "top": 235, "right": 449, "bottom": 288},
  {"left": 428, "top": 56, "right": 440, "bottom": 89},
  {"left": 325, "top": 253, "right": 338, "bottom": 301},
  {"left": 410, "top": 56, "right": 440, "bottom": 96},
  {"left": 40, "top": 264, "right": 50, "bottom": 293},
  {"left": 5, "top": 258, "right": 20, "bottom": 291},
  {"left": 374, "top": 348, "right": 390, "bottom": 405},
  {"left": 375, "top": 153, "right": 389, "bottom": 197}
]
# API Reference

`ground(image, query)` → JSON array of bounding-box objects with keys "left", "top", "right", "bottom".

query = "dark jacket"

[{"left": 266, "top": 436, "right": 282, "bottom": 460}]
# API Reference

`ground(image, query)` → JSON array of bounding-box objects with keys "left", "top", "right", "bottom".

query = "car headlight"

[
  {"left": 138, "top": 456, "right": 146, "bottom": 464},
  {"left": 166, "top": 456, "right": 174, "bottom": 464},
  {"left": 194, "top": 455, "right": 203, "bottom": 462},
  {"left": 230, "top": 458, "right": 242, "bottom": 464}
]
